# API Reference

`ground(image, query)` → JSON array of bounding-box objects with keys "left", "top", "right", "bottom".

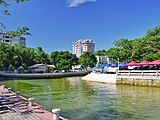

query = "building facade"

[
  {"left": 96, "top": 56, "right": 110, "bottom": 64},
  {"left": 0, "top": 32, "right": 26, "bottom": 46},
  {"left": 72, "top": 39, "right": 95, "bottom": 57}
]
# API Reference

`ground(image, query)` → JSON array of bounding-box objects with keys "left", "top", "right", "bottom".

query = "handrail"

[{"left": 117, "top": 70, "right": 160, "bottom": 76}]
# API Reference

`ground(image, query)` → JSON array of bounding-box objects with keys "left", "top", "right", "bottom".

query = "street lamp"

[{"left": 118, "top": 58, "right": 119, "bottom": 70}]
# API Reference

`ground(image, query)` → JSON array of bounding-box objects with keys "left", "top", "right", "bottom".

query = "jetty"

[{"left": 0, "top": 85, "right": 68, "bottom": 120}]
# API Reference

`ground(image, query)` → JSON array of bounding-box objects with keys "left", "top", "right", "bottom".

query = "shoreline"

[
  {"left": 0, "top": 71, "right": 90, "bottom": 79},
  {"left": 0, "top": 85, "right": 68, "bottom": 120}
]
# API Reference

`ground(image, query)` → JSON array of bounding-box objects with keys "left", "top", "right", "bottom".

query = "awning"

[
  {"left": 139, "top": 60, "right": 151, "bottom": 66},
  {"left": 126, "top": 61, "right": 139, "bottom": 66}
]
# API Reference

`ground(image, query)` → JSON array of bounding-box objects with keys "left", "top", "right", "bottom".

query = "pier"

[
  {"left": 117, "top": 70, "right": 160, "bottom": 87},
  {"left": 0, "top": 85, "right": 68, "bottom": 120}
]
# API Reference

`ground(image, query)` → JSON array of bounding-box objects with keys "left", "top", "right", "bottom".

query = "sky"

[{"left": 1, "top": 0, "right": 160, "bottom": 53}]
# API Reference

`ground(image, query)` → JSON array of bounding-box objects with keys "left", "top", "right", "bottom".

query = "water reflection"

[
  {"left": 1, "top": 77, "right": 160, "bottom": 120},
  {"left": 116, "top": 85, "right": 160, "bottom": 120}
]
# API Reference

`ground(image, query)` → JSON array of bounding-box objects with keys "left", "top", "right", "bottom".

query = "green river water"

[{"left": 1, "top": 77, "right": 160, "bottom": 120}]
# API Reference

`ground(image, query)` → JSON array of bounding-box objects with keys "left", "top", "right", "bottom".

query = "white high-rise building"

[
  {"left": 0, "top": 32, "right": 26, "bottom": 46},
  {"left": 72, "top": 39, "right": 95, "bottom": 57}
]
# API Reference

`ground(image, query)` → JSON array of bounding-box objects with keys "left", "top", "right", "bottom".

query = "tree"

[
  {"left": 95, "top": 50, "right": 106, "bottom": 56},
  {"left": 130, "top": 36, "right": 160, "bottom": 61},
  {"left": 0, "top": 43, "right": 34, "bottom": 70},
  {"left": 35, "top": 47, "right": 50, "bottom": 64},
  {"left": 50, "top": 51, "right": 59, "bottom": 66},
  {"left": 106, "top": 48, "right": 122, "bottom": 63},
  {"left": 106, "top": 25, "right": 160, "bottom": 63},
  {"left": 0, "top": 0, "right": 30, "bottom": 37},
  {"left": 0, "top": 43, "right": 10, "bottom": 70},
  {"left": 0, "top": 0, "right": 29, "bottom": 16},
  {"left": 0, "top": 43, "right": 79, "bottom": 71},
  {"left": 50, "top": 51, "right": 79, "bottom": 70},
  {"left": 114, "top": 38, "right": 133, "bottom": 62},
  {"left": 146, "top": 26, "right": 160, "bottom": 37},
  {"left": 79, "top": 51, "right": 97, "bottom": 70}
]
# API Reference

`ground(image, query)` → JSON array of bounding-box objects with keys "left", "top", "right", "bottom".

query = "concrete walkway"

[{"left": 0, "top": 86, "right": 67, "bottom": 120}]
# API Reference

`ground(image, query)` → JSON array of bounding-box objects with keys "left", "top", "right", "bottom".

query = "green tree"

[
  {"left": 0, "top": 0, "right": 29, "bottom": 17},
  {"left": 147, "top": 26, "right": 160, "bottom": 37},
  {"left": 95, "top": 50, "right": 106, "bottom": 56},
  {"left": 50, "top": 51, "right": 79, "bottom": 70},
  {"left": 0, "top": 0, "right": 30, "bottom": 37},
  {"left": 79, "top": 51, "right": 97, "bottom": 70},
  {"left": 106, "top": 48, "right": 122, "bottom": 63},
  {"left": 106, "top": 25, "right": 160, "bottom": 63},
  {"left": 35, "top": 47, "right": 50, "bottom": 64},
  {"left": 114, "top": 38, "right": 133, "bottom": 62},
  {"left": 0, "top": 43, "right": 10, "bottom": 70}
]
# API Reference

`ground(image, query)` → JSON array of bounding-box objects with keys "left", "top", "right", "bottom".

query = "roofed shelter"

[{"left": 28, "top": 64, "right": 49, "bottom": 73}]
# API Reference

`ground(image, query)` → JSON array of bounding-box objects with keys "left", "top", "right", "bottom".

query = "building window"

[
  {"left": 6, "top": 36, "right": 10, "bottom": 38},
  {"left": 5, "top": 40, "right": 9, "bottom": 42}
]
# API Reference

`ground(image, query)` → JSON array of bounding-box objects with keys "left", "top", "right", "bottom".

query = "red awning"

[
  {"left": 149, "top": 60, "right": 160, "bottom": 65},
  {"left": 126, "top": 61, "right": 139, "bottom": 66},
  {"left": 139, "top": 60, "right": 153, "bottom": 66},
  {"left": 139, "top": 60, "right": 151, "bottom": 66}
]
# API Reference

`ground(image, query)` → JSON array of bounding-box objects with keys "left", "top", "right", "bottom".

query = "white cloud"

[{"left": 67, "top": 0, "right": 97, "bottom": 7}]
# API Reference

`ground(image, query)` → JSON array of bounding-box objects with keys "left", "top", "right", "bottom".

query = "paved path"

[{"left": 0, "top": 86, "right": 67, "bottom": 120}]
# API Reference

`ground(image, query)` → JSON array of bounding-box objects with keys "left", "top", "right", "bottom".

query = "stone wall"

[{"left": 116, "top": 77, "right": 160, "bottom": 87}]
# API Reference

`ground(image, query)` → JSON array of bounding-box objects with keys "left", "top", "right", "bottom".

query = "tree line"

[
  {"left": 0, "top": 42, "right": 97, "bottom": 71},
  {"left": 0, "top": 0, "right": 98, "bottom": 71},
  {"left": 1, "top": 25, "right": 159, "bottom": 71},
  {"left": 95, "top": 26, "right": 160, "bottom": 63}
]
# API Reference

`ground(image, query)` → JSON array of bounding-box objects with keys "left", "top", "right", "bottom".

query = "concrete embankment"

[
  {"left": 82, "top": 72, "right": 116, "bottom": 84},
  {"left": 116, "top": 75, "right": 160, "bottom": 87},
  {"left": 0, "top": 72, "right": 89, "bottom": 79},
  {"left": 82, "top": 71, "right": 160, "bottom": 87},
  {"left": 117, "top": 70, "right": 160, "bottom": 87}
]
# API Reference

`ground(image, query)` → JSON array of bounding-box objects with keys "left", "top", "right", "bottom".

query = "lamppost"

[{"left": 118, "top": 58, "right": 119, "bottom": 70}]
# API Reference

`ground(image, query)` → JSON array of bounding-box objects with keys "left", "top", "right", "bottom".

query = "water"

[{"left": 1, "top": 77, "right": 160, "bottom": 120}]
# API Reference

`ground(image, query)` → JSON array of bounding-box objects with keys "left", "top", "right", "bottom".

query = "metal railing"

[{"left": 117, "top": 70, "right": 160, "bottom": 76}]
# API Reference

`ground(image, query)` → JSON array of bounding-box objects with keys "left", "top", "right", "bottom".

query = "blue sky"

[{"left": 1, "top": 0, "right": 160, "bottom": 53}]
